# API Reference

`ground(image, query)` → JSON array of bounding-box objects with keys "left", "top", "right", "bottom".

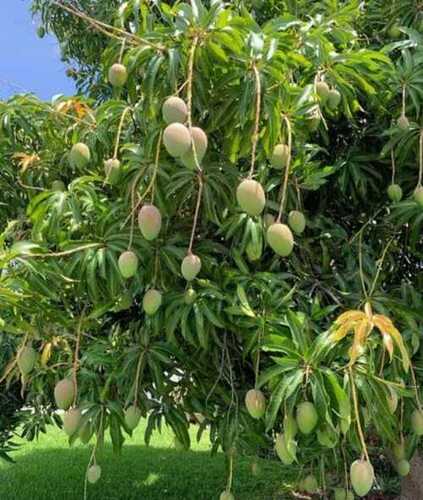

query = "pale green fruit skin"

[
  {"left": 63, "top": 408, "right": 82, "bottom": 436},
  {"left": 267, "top": 223, "right": 294, "bottom": 257},
  {"left": 70, "top": 143, "right": 90, "bottom": 168},
  {"left": 317, "top": 426, "right": 337, "bottom": 448},
  {"left": 87, "top": 464, "right": 101, "bottom": 484},
  {"left": 162, "top": 96, "right": 188, "bottom": 124},
  {"left": 181, "top": 253, "right": 201, "bottom": 281},
  {"left": 124, "top": 405, "right": 141, "bottom": 431},
  {"left": 271, "top": 144, "right": 289, "bottom": 169},
  {"left": 302, "top": 475, "right": 318, "bottom": 494},
  {"left": 245, "top": 389, "right": 266, "bottom": 419},
  {"left": 296, "top": 401, "right": 318, "bottom": 435},
  {"left": 118, "top": 251, "right": 138, "bottom": 279},
  {"left": 219, "top": 491, "right": 234, "bottom": 500},
  {"left": 17, "top": 346, "right": 37, "bottom": 375},
  {"left": 274, "top": 433, "right": 296, "bottom": 465},
  {"left": 54, "top": 379, "right": 75, "bottom": 410},
  {"left": 163, "top": 123, "right": 191, "bottom": 157},
  {"left": 397, "top": 114, "right": 409, "bottom": 130},
  {"left": 397, "top": 459, "right": 410, "bottom": 477},
  {"left": 180, "top": 127, "right": 208, "bottom": 169},
  {"left": 316, "top": 81, "right": 330, "bottom": 102},
  {"left": 143, "top": 289, "right": 162, "bottom": 316},
  {"left": 236, "top": 179, "right": 266, "bottom": 216},
  {"left": 387, "top": 184, "right": 402, "bottom": 202},
  {"left": 288, "top": 210, "right": 306, "bottom": 235},
  {"left": 184, "top": 288, "right": 197, "bottom": 305},
  {"left": 334, "top": 488, "right": 354, "bottom": 500},
  {"left": 138, "top": 204, "right": 162, "bottom": 241},
  {"left": 104, "top": 158, "right": 121, "bottom": 185},
  {"left": 78, "top": 421, "right": 93, "bottom": 444},
  {"left": 414, "top": 186, "right": 423, "bottom": 207},
  {"left": 350, "top": 459, "right": 374, "bottom": 497},
  {"left": 411, "top": 409, "right": 423, "bottom": 435},
  {"left": 108, "top": 63, "right": 127, "bottom": 87},
  {"left": 387, "top": 386, "right": 399, "bottom": 413},
  {"left": 52, "top": 180, "right": 66, "bottom": 192},
  {"left": 328, "top": 89, "right": 341, "bottom": 109}
]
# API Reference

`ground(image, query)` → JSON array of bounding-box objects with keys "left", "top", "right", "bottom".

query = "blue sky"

[{"left": 0, "top": 0, "right": 75, "bottom": 101}]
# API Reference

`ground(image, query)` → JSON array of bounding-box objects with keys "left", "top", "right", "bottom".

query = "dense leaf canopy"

[{"left": 1, "top": 0, "right": 423, "bottom": 497}]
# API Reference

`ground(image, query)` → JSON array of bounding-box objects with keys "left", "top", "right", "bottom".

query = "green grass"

[{"left": 0, "top": 420, "right": 296, "bottom": 499}]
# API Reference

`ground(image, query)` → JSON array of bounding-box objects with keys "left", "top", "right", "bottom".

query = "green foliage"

[{"left": 0, "top": 0, "right": 422, "bottom": 496}]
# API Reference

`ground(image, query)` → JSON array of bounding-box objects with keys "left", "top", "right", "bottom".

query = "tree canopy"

[{"left": 1, "top": 1, "right": 423, "bottom": 497}]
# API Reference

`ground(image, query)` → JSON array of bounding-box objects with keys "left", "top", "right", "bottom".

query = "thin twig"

[
  {"left": 358, "top": 232, "right": 368, "bottom": 299},
  {"left": 248, "top": 63, "right": 262, "bottom": 179},
  {"left": 72, "top": 308, "right": 86, "bottom": 407},
  {"left": 52, "top": 1, "right": 162, "bottom": 50},
  {"left": 188, "top": 174, "right": 204, "bottom": 254},
  {"left": 277, "top": 115, "right": 292, "bottom": 222},
  {"left": 349, "top": 366, "right": 370, "bottom": 463}
]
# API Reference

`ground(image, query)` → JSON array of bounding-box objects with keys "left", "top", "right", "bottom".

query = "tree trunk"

[{"left": 398, "top": 452, "right": 423, "bottom": 500}]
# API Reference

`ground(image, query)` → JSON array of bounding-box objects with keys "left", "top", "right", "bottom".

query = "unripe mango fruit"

[
  {"left": 138, "top": 204, "right": 162, "bottom": 241},
  {"left": 397, "top": 114, "right": 409, "bottom": 130},
  {"left": 70, "top": 143, "right": 90, "bottom": 169},
  {"left": 118, "top": 251, "right": 138, "bottom": 279},
  {"left": 245, "top": 389, "right": 266, "bottom": 419},
  {"left": 316, "top": 81, "right": 330, "bottom": 102},
  {"left": 328, "top": 88, "right": 341, "bottom": 109},
  {"left": 296, "top": 401, "right": 318, "bottom": 435},
  {"left": 414, "top": 186, "right": 423, "bottom": 207},
  {"left": 104, "top": 158, "right": 121, "bottom": 184},
  {"left": 87, "top": 464, "right": 101, "bottom": 484},
  {"left": 387, "top": 184, "right": 402, "bottom": 202},
  {"left": 271, "top": 144, "right": 289, "bottom": 169},
  {"left": 181, "top": 127, "right": 208, "bottom": 169},
  {"left": 163, "top": 123, "right": 191, "bottom": 157},
  {"left": 162, "top": 96, "right": 188, "bottom": 124},
  {"left": 288, "top": 210, "right": 306, "bottom": 235},
  {"left": 124, "top": 405, "right": 141, "bottom": 431},
  {"left": 302, "top": 474, "right": 318, "bottom": 494},
  {"left": 350, "top": 459, "right": 374, "bottom": 497},
  {"left": 63, "top": 407, "right": 82, "bottom": 436},
  {"left": 397, "top": 459, "right": 410, "bottom": 477},
  {"left": 181, "top": 253, "right": 201, "bottom": 281},
  {"left": 267, "top": 223, "right": 294, "bottom": 257},
  {"left": 334, "top": 488, "right": 354, "bottom": 500},
  {"left": 143, "top": 289, "right": 162, "bottom": 316},
  {"left": 236, "top": 179, "right": 265, "bottom": 216},
  {"left": 108, "top": 63, "right": 128, "bottom": 87},
  {"left": 78, "top": 421, "right": 93, "bottom": 444},
  {"left": 411, "top": 408, "right": 423, "bottom": 435},
  {"left": 54, "top": 379, "right": 75, "bottom": 410}
]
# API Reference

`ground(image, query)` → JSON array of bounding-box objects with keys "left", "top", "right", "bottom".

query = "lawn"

[{"left": 0, "top": 420, "right": 296, "bottom": 499}]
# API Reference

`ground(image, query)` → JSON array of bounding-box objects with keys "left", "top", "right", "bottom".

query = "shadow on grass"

[{"left": 0, "top": 444, "right": 294, "bottom": 500}]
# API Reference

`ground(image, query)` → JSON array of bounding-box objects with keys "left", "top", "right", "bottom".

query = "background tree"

[{"left": 1, "top": 1, "right": 423, "bottom": 498}]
